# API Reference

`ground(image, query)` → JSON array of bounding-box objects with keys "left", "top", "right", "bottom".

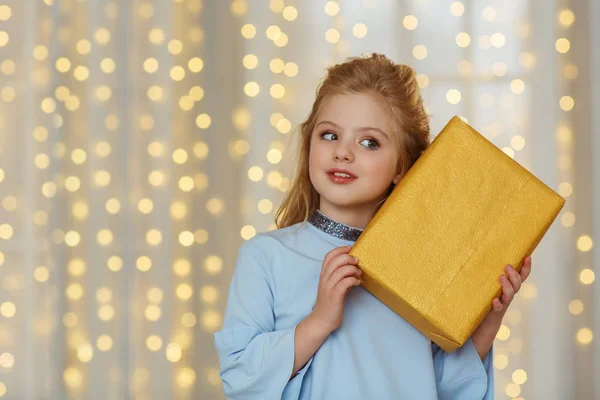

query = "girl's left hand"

[
  {"left": 492, "top": 256, "right": 532, "bottom": 314},
  {"left": 471, "top": 256, "right": 532, "bottom": 359}
]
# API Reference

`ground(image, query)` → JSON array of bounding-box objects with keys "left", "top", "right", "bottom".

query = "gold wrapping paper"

[{"left": 349, "top": 116, "right": 566, "bottom": 353}]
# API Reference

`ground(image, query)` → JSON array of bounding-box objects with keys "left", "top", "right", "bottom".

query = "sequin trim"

[{"left": 308, "top": 209, "right": 364, "bottom": 242}]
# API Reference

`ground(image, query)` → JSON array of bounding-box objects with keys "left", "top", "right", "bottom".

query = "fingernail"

[{"left": 501, "top": 275, "right": 507, "bottom": 282}]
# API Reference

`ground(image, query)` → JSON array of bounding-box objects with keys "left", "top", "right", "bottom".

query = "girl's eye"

[
  {"left": 321, "top": 131, "right": 337, "bottom": 141},
  {"left": 319, "top": 131, "right": 380, "bottom": 150},
  {"left": 360, "top": 138, "right": 380, "bottom": 150}
]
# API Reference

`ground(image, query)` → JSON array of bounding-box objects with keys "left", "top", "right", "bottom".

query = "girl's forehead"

[{"left": 317, "top": 93, "right": 393, "bottom": 132}]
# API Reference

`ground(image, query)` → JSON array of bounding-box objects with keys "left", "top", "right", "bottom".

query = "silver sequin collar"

[{"left": 308, "top": 209, "right": 364, "bottom": 242}]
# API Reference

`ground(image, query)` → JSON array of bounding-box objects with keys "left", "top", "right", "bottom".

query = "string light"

[{"left": 0, "top": 2, "right": 593, "bottom": 398}]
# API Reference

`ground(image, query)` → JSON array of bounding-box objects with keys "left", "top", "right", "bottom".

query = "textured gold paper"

[{"left": 349, "top": 116, "right": 566, "bottom": 353}]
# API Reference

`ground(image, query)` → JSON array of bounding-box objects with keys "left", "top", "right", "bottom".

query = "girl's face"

[{"left": 309, "top": 92, "right": 402, "bottom": 222}]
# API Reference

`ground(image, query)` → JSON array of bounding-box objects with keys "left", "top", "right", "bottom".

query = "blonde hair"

[{"left": 275, "top": 53, "right": 431, "bottom": 229}]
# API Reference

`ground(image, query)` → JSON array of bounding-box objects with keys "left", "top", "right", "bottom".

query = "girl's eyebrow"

[{"left": 315, "top": 120, "right": 389, "bottom": 140}]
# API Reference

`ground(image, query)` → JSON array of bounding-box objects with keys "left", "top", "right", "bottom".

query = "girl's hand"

[
  {"left": 490, "top": 256, "right": 532, "bottom": 315},
  {"left": 471, "top": 256, "right": 532, "bottom": 359},
  {"left": 311, "top": 245, "right": 362, "bottom": 335}
]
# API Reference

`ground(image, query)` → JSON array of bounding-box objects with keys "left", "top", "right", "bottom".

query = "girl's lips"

[
  {"left": 326, "top": 168, "right": 357, "bottom": 178},
  {"left": 327, "top": 172, "right": 357, "bottom": 184}
]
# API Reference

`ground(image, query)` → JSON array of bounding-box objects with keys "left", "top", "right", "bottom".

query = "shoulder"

[
  {"left": 242, "top": 221, "right": 308, "bottom": 252},
  {"left": 232, "top": 222, "right": 309, "bottom": 281},
  {"left": 237, "top": 221, "right": 311, "bottom": 261}
]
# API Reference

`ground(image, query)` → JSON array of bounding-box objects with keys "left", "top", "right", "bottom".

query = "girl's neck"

[{"left": 317, "top": 204, "right": 375, "bottom": 230}]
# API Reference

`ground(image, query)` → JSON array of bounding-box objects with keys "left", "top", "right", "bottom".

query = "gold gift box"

[{"left": 349, "top": 116, "right": 565, "bottom": 353}]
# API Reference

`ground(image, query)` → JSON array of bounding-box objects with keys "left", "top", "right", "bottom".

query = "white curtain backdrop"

[{"left": 0, "top": 0, "right": 598, "bottom": 399}]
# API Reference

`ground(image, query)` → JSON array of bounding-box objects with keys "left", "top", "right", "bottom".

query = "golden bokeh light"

[
  {"left": 241, "top": 225, "right": 257, "bottom": 240},
  {"left": 146, "top": 335, "right": 163, "bottom": 351},
  {"left": 569, "top": 300, "right": 584, "bottom": 315},
  {"left": 505, "top": 383, "right": 521, "bottom": 397},
  {"left": 496, "top": 325, "right": 511, "bottom": 341},
  {"left": 144, "top": 58, "right": 159, "bottom": 73},
  {"left": 95, "top": 28, "right": 111, "bottom": 45},
  {"left": 325, "top": 28, "right": 340, "bottom": 44},
  {"left": 243, "top": 54, "right": 258, "bottom": 69},
  {"left": 282, "top": 6, "right": 298, "bottom": 21},
  {"left": 560, "top": 96, "right": 575, "bottom": 111},
  {"left": 270, "top": 84, "right": 285, "bottom": 99},
  {"left": 446, "top": 89, "right": 462, "bottom": 105},
  {"left": 576, "top": 328, "right": 593, "bottom": 345},
  {"left": 0, "top": 5, "right": 12, "bottom": 21},
  {"left": 284, "top": 62, "right": 298, "bottom": 77},
  {"left": 136, "top": 256, "right": 152, "bottom": 272},
  {"left": 510, "top": 79, "right": 525, "bottom": 94},
  {"left": 519, "top": 52, "right": 535, "bottom": 68},
  {"left": 490, "top": 32, "right": 506, "bottom": 48},
  {"left": 412, "top": 45, "right": 427, "bottom": 60},
  {"left": 204, "top": 255, "right": 223, "bottom": 275},
  {"left": 403, "top": 15, "right": 418, "bottom": 30},
  {"left": 482, "top": 7, "right": 497, "bottom": 22},
  {"left": 200, "top": 285, "right": 219, "bottom": 304},
  {"left": 244, "top": 81, "right": 260, "bottom": 97},
  {"left": 241, "top": 24, "right": 256, "bottom": 39},
  {"left": 494, "top": 354, "right": 509, "bottom": 369},
  {"left": 97, "top": 335, "right": 113, "bottom": 352},
  {"left": 324, "top": 1, "right": 340, "bottom": 16},
  {"left": 353, "top": 23, "right": 368, "bottom": 38},
  {"left": 166, "top": 343, "right": 182, "bottom": 362},
  {"left": 580, "top": 268, "right": 595, "bottom": 285},
  {"left": 455, "top": 32, "right": 470, "bottom": 47},
  {"left": 100, "top": 58, "right": 116, "bottom": 73},
  {"left": 450, "top": 2, "right": 465, "bottom": 17},
  {"left": 558, "top": 9, "right": 575, "bottom": 27},
  {"left": 145, "top": 305, "right": 161, "bottom": 321},
  {"left": 555, "top": 38, "right": 570, "bottom": 53},
  {"left": 564, "top": 64, "right": 579, "bottom": 79}
]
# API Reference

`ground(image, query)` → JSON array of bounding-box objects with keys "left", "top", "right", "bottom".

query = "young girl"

[{"left": 214, "top": 53, "right": 532, "bottom": 399}]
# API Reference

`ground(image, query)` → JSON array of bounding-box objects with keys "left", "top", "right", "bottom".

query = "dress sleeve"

[
  {"left": 432, "top": 337, "right": 495, "bottom": 400},
  {"left": 213, "top": 240, "right": 312, "bottom": 400}
]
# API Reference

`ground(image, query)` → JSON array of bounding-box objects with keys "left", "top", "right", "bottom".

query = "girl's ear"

[{"left": 392, "top": 172, "right": 402, "bottom": 185}]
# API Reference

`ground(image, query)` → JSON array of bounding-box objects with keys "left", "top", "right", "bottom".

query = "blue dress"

[{"left": 213, "top": 214, "right": 494, "bottom": 399}]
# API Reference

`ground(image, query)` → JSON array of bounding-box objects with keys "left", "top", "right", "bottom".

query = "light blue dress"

[{"left": 213, "top": 214, "right": 494, "bottom": 399}]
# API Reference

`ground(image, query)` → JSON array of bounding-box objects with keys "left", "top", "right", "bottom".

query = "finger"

[
  {"left": 492, "top": 297, "right": 503, "bottom": 312},
  {"left": 505, "top": 264, "right": 522, "bottom": 293},
  {"left": 322, "top": 245, "right": 352, "bottom": 270},
  {"left": 333, "top": 276, "right": 361, "bottom": 297},
  {"left": 321, "top": 246, "right": 352, "bottom": 276},
  {"left": 323, "top": 253, "right": 358, "bottom": 282},
  {"left": 520, "top": 256, "right": 532, "bottom": 282},
  {"left": 327, "top": 264, "right": 362, "bottom": 290},
  {"left": 500, "top": 274, "right": 515, "bottom": 304}
]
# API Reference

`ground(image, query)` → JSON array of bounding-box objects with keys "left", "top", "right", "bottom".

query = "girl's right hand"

[{"left": 310, "top": 245, "right": 363, "bottom": 335}]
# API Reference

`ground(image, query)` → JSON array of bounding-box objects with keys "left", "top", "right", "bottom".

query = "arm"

[
  {"left": 213, "top": 240, "right": 314, "bottom": 400},
  {"left": 290, "top": 313, "right": 331, "bottom": 379},
  {"left": 471, "top": 317, "right": 500, "bottom": 360},
  {"left": 433, "top": 256, "right": 533, "bottom": 399},
  {"left": 472, "top": 257, "right": 533, "bottom": 360}
]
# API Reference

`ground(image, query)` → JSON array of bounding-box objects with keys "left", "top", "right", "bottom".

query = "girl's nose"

[{"left": 333, "top": 144, "right": 354, "bottom": 162}]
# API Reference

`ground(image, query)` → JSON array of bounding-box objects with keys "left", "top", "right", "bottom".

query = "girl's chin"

[{"left": 320, "top": 194, "right": 379, "bottom": 208}]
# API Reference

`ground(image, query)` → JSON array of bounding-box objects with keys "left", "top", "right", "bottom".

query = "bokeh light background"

[{"left": 0, "top": 0, "right": 599, "bottom": 399}]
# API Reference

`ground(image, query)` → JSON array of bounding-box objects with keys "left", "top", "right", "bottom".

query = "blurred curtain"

[{"left": 0, "top": 0, "right": 598, "bottom": 399}]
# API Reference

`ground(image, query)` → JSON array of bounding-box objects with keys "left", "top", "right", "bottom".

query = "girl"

[{"left": 213, "top": 53, "right": 532, "bottom": 399}]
